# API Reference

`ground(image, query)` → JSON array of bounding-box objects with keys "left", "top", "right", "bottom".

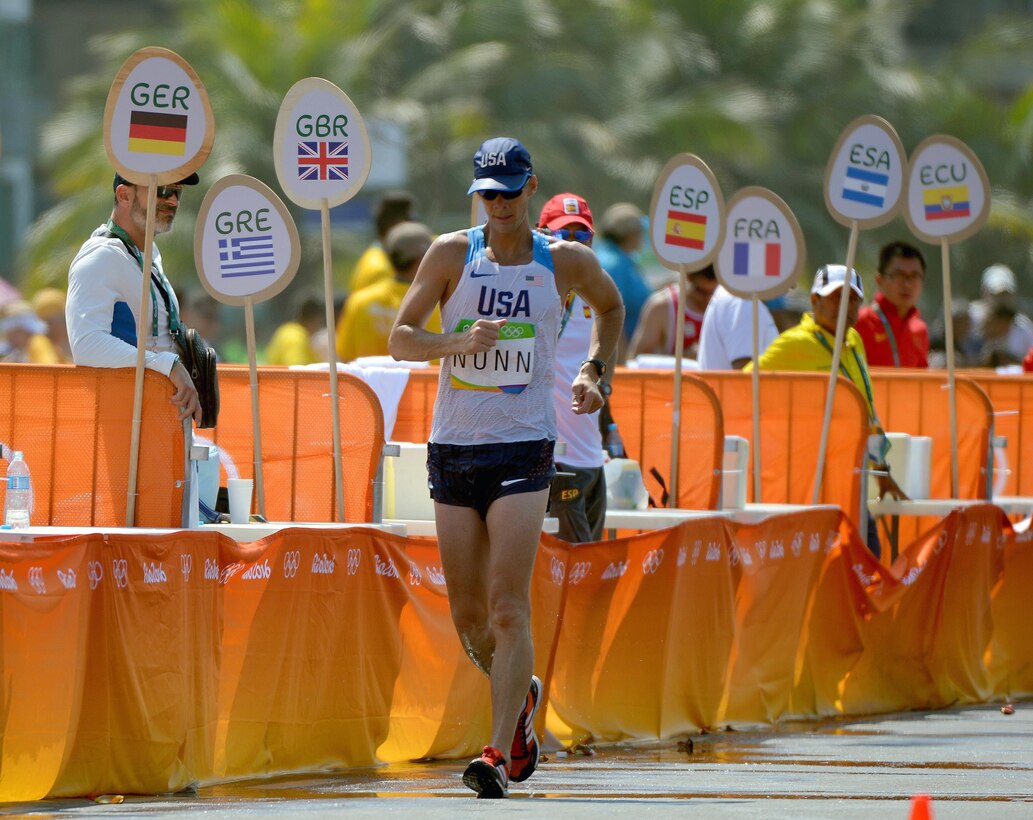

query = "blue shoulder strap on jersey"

[
  {"left": 532, "top": 230, "right": 555, "bottom": 271},
  {"left": 465, "top": 225, "right": 486, "bottom": 265}
]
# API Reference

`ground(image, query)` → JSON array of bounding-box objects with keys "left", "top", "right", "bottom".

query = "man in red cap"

[
  {"left": 389, "top": 138, "right": 624, "bottom": 798},
  {"left": 537, "top": 193, "right": 610, "bottom": 543}
]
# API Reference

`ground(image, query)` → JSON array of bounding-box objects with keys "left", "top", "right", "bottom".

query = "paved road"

[{"left": 7, "top": 702, "right": 1032, "bottom": 817}]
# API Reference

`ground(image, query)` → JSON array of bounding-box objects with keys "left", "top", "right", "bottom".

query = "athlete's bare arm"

[
  {"left": 389, "top": 231, "right": 507, "bottom": 362},
  {"left": 628, "top": 290, "right": 668, "bottom": 358},
  {"left": 553, "top": 241, "right": 625, "bottom": 414}
]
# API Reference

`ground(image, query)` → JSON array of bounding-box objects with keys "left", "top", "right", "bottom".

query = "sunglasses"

[
  {"left": 154, "top": 185, "right": 185, "bottom": 200},
  {"left": 550, "top": 227, "right": 594, "bottom": 242},
  {"left": 479, "top": 187, "right": 525, "bottom": 201}
]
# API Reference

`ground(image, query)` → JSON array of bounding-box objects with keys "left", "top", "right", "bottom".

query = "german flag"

[
  {"left": 665, "top": 209, "right": 706, "bottom": 249},
  {"left": 128, "top": 110, "right": 188, "bottom": 156}
]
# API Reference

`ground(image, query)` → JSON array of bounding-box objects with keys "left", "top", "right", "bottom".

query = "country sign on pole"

[
  {"left": 103, "top": 46, "right": 214, "bottom": 185},
  {"left": 903, "top": 135, "right": 990, "bottom": 244},
  {"left": 649, "top": 153, "right": 725, "bottom": 272},
  {"left": 714, "top": 187, "right": 805, "bottom": 300},
  {"left": 193, "top": 175, "right": 300, "bottom": 306},
  {"left": 273, "top": 77, "right": 372, "bottom": 210},
  {"left": 824, "top": 114, "right": 907, "bottom": 230}
]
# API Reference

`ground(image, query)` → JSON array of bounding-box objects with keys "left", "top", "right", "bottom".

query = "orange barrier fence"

[
  {"left": 2, "top": 507, "right": 1029, "bottom": 800},
  {"left": 965, "top": 371, "right": 1033, "bottom": 498},
  {"left": 0, "top": 364, "right": 184, "bottom": 528},
  {"left": 206, "top": 366, "right": 384, "bottom": 522}
]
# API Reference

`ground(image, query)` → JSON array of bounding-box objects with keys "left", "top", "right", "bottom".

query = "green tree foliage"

[{"left": 18, "top": 0, "right": 1033, "bottom": 316}]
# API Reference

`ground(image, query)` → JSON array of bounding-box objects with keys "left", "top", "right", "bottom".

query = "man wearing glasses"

[
  {"left": 389, "top": 138, "right": 623, "bottom": 799},
  {"left": 854, "top": 240, "right": 930, "bottom": 368},
  {"left": 66, "top": 172, "right": 202, "bottom": 424}
]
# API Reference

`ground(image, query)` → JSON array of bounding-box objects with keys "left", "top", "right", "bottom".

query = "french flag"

[{"left": 733, "top": 242, "right": 781, "bottom": 277}]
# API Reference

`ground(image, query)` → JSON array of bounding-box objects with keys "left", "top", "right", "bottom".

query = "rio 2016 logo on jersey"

[{"left": 451, "top": 319, "right": 535, "bottom": 394}]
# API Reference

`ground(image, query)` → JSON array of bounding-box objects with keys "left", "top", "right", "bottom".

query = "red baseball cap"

[{"left": 537, "top": 193, "right": 594, "bottom": 231}]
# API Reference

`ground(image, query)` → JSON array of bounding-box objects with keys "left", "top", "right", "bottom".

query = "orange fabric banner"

[{"left": 1, "top": 508, "right": 1031, "bottom": 800}]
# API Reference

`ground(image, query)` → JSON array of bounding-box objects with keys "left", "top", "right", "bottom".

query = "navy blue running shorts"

[{"left": 427, "top": 438, "right": 556, "bottom": 520}]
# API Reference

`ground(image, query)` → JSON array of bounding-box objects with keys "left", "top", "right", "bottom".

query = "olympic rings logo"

[
  {"left": 111, "top": 558, "right": 129, "bottom": 589},
  {"left": 28, "top": 566, "right": 46, "bottom": 595},
  {"left": 568, "top": 561, "right": 591, "bottom": 585},
  {"left": 347, "top": 549, "right": 361, "bottom": 576},
  {"left": 88, "top": 560, "right": 104, "bottom": 590},
  {"left": 550, "top": 556, "right": 565, "bottom": 586},
  {"left": 283, "top": 550, "right": 301, "bottom": 578},
  {"left": 642, "top": 549, "right": 664, "bottom": 575},
  {"left": 499, "top": 324, "right": 525, "bottom": 339}
]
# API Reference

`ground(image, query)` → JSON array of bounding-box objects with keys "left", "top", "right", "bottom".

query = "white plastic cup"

[{"left": 227, "top": 478, "right": 254, "bottom": 524}]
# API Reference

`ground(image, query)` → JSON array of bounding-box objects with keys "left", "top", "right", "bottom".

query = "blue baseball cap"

[{"left": 467, "top": 137, "right": 533, "bottom": 195}]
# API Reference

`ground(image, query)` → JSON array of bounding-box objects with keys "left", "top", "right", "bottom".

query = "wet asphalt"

[{"left": 5, "top": 702, "right": 1031, "bottom": 818}]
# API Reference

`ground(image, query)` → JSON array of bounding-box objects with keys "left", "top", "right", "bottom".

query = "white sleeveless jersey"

[
  {"left": 553, "top": 291, "right": 604, "bottom": 468},
  {"left": 430, "top": 227, "right": 561, "bottom": 445}
]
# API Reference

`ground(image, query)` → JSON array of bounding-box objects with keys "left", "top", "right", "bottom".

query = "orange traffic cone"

[{"left": 909, "top": 793, "right": 933, "bottom": 819}]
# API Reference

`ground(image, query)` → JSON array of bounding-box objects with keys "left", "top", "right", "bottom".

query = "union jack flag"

[{"left": 297, "top": 141, "right": 349, "bottom": 181}]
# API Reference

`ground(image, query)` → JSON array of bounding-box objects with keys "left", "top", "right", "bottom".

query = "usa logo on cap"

[{"left": 563, "top": 197, "right": 580, "bottom": 215}]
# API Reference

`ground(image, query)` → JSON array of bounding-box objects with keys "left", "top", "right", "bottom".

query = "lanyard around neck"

[
  {"left": 871, "top": 301, "right": 901, "bottom": 367},
  {"left": 813, "top": 329, "right": 879, "bottom": 425},
  {"left": 105, "top": 220, "right": 180, "bottom": 339}
]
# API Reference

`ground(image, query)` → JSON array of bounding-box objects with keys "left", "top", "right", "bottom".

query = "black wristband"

[{"left": 580, "top": 358, "right": 607, "bottom": 378}]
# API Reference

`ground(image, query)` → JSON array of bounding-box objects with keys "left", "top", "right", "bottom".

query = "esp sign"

[
  {"left": 904, "top": 135, "right": 990, "bottom": 244},
  {"left": 648, "top": 153, "right": 725, "bottom": 272},
  {"left": 274, "top": 77, "right": 372, "bottom": 210},
  {"left": 103, "top": 46, "right": 213, "bottom": 185},
  {"left": 824, "top": 114, "right": 907, "bottom": 229},
  {"left": 193, "top": 175, "right": 300, "bottom": 306},
  {"left": 715, "top": 187, "right": 805, "bottom": 300}
]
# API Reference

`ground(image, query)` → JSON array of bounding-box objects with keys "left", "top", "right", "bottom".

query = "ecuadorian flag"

[
  {"left": 128, "top": 110, "right": 188, "bottom": 156},
  {"left": 665, "top": 209, "right": 706, "bottom": 249},
  {"left": 923, "top": 185, "right": 970, "bottom": 220}
]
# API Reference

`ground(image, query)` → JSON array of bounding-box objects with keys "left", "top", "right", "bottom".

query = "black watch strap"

[{"left": 580, "top": 358, "right": 607, "bottom": 378}]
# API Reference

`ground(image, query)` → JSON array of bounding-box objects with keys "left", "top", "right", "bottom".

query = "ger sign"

[
  {"left": 274, "top": 77, "right": 372, "bottom": 210},
  {"left": 194, "top": 175, "right": 300, "bottom": 306},
  {"left": 824, "top": 114, "right": 906, "bottom": 229},
  {"left": 649, "top": 153, "right": 724, "bottom": 271},
  {"left": 904, "top": 135, "right": 990, "bottom": 244},
  {"left": 715, "top": 187, "right": 805, "bottom": 300},
  {"left": 103, "top": 47, "right": 213, "bottom": 185}
]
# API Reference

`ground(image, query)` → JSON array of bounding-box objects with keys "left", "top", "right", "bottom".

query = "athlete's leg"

[
  {"left": 482, "top": 487, "right": 549, "bottom": 755},
  {"left": 434, "top": 501, "right": 494, "bottom": 675}
]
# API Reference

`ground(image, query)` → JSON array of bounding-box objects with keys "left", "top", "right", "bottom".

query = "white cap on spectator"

[{"left": 981, "top": 264, "right": 1016, "bottom": 295}]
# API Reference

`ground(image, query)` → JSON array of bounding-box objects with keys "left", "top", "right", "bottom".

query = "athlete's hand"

[
  {"left": 571, "top": 374, "right": 604, "bottom": 415},
  {"left": 461, "top": 318, "right": 507, "bottom": 354}
]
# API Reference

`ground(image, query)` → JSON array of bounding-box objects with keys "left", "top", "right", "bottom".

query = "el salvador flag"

[{"left": 841, "top": 166, "right": 889, "bottom": 208}]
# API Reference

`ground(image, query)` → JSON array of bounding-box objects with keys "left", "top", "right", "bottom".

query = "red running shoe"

[
  {"left": 463, "top": 745, "right": 509, "bottom": 799},
  {"left": 509, "top": 674, "right": 542, "bottom": 783}
]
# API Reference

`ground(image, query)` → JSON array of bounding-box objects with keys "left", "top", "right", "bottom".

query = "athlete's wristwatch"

[{"left": 579, "top": 358, "right": 607, "bottom": 379}]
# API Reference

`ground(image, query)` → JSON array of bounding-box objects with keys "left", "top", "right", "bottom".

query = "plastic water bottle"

[
  {"left": 4, "top": 451, "right": 32, "bottom": 529},
  {"left": 605, "top": 423, "right": 626, "bottom": 459}
]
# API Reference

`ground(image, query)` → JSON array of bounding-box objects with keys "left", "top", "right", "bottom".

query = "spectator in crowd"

[
  {"left": 968, "top": 264, "right": 1033, "bottom": 362},
  {"left": 854, "top": 241, "right": 929, "bottom": 368},
  {"left": 628, "top": 265, "right": 718, "bottom": 360},
  {"left": 30, "top": 287, "right": 72, "bottom": 363},
  {"left": 594, "top": 202, "right": 650, "bottom": 344},
  {"left": 928, "top": 297, "right": 980, "bottom": 369},
  {"left": 338, "top": 221, "right": 440, "bottom": 361},
  {"left": 748, "top": 265, "right": 906, "bottom": 557},
  {"left": 537, "top": 192, "right": 608, "bottom": 542},
  {"left": 0, "top": 300, "right": 59, "bottom": 363},
  {"left": 265, "top": 293, "right": 324, "bottom": 366},
  {"left": 66, "top": 172, "right": 201, "bottom": 424},
  {"left": 698, "top": 284, "right": 779, "bottom": 370},
  {"left": 179, "top": 289, "right": 223, "bottom": 359},
  {"left": 1023, "top": 343, "right": 1033, "bottom": 372},
  {"left": 978, "top": 303, "right": 1024, "bottom": 367},
  {"left": 345, "top": 190, "right": 416, "bottom": 296}
]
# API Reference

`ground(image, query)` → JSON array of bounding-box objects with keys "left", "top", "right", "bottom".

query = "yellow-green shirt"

[
  {"left": 337, "top": 278, "right": 441, "bottom": 362},
  {"left": 746, "top": 312, "right": 875, "bottom": 421},
  {"left": 265, "top": 321, "right": 317, "bottom": 366},
  {"left": 348, "top": 244, "right": 392, "bottom": 294}
]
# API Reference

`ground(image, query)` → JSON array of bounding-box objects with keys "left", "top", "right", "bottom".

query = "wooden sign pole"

[
  {"left": 812, "top": 220, "right": 859, "bottom": 504},
  {"left": 670, "top": 265, "right": 688, "bottom": 506},
  {"left": 750, "top": 294, "right": 763, "bottom": 502},
  {"left": 941, "top": 237, "right": 960, "bottom": 497},
  {"left": 125, "top": 176, "right": 157, "bottom": 526},
  {"left": 244, "top": 295, "right": 266, "bottom": 517},
  {"left": 321, "top": 198, "right": 346, "bottom": 521}
]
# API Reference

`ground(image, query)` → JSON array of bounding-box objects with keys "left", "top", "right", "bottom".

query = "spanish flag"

[
  {"left": 128, "top": 110, "right": 188, "bottom": 156},
  {"left": 665, "top": 209, "right": 706, "bottom": 249},
  {"left": 923, "top": 185, "right": 970, "bottom": 220}
]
